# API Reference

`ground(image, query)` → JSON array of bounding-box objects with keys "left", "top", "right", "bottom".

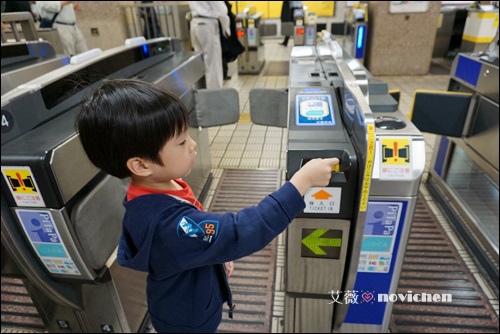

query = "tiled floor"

[{"left": 200, "top": 37, "right": 499, "bottom": 331}]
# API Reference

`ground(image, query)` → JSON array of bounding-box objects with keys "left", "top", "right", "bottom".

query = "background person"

[
  {"left": 221, "top": 0, "right": 243, "bottom": 80},
  {"left": 279, "top": 0, "right": 302, "bottom": 46},
  {"left": 36, "top": 1, "right": 87, "bottom": 56},
  {"left": 188, "top": 1, "right": 230, "bottom": 89}
]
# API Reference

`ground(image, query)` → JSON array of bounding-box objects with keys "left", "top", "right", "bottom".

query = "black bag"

[
  {"left": 219, "top": 20, "right": 244, "bottom": 63},
  {"left": 39, "top": 12, "right": 59, "bottom": 28},
  {"left": 221, "top": 34, "right": 244, "bottom": 63}
]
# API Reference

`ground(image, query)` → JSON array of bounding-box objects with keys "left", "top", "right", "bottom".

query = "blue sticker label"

[
  {"left": 177, "top": 216, "right": 219, "bottom": 243},
  {"left": 36, "top": 244, "right": 67, "bottom": 258}
]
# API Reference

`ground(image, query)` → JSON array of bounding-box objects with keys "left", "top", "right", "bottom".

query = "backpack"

[{"left": 39, "top": 12, "right": 59, "bottom": 28}]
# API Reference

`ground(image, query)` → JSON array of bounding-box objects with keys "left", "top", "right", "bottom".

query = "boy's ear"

[{"left": 126, "top": 157, "right": 152, "bottom": 177}]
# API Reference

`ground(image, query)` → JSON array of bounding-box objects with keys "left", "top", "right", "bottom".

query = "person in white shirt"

[
  {"left": 188, "top": 1, "right": 230, "bottom": 89},
  {"left": 36, "top": 1, "right": 88, "bottom": 56}
]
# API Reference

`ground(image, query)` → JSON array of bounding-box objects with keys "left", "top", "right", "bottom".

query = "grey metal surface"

[
  {"left": 50, "top": 135, "right": 99, "bottom": 205},
  {"left": 191, "top": 88, "right": 240, "bottom": 128},
  {"left": 371, "top": 110, "right": 426, "bottom": 197},
  {"left": 286, "top": 217, "right": 351, "bottom": 294},
  {"left": 463, "top": 95, "right": 499, "bottom": 172},
  {"left": 249, "top": 88, "right": 288, "bottom": 128},
  {"left": 1, "top": 39, "right": 183, "bottom": 145},
  {"left": 450, "top": 53, "right": 499, "bottom": 104},
  {"left": 285, "top": 295, "right": 334, "bottom": 333},
  {"left": 1, "top": 56, "right": 69, "bottom": 96},
  {"left": 71, "top": 175, "right": 127, "bottom": 271}
]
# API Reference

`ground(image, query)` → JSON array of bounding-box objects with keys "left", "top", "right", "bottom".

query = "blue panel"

[
  {"left": 344, "top": 200, "right": 408, "bottom": 325},
  {"left": 433, "top": 136, "right": 449, "bottom": 177},
  {"left": 455, "top": 55, "right": 481, "bottom": 87},
  {"left": 36, "top": 243, "right": 67, "bottom": 258},
  {"left": 355, "top": 25, "right": 366, "bottom": 59}
]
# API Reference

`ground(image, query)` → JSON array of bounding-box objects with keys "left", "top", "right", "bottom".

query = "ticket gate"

[
  {"left": 1, "top": 37, "right": 239, "bottom": 332},
  {"left": 460, "top": 5, "right": 499, "bottom": 53},
  {"left": 1, "top": 41, "right": 69, "bottom": 95},
  {"left": 288, "top": 40, "right": 425, "bottom": 333},
  {"left": 343, "top": 3, "right": 368, "bottom": 64},
  {"left": 410, "top": 34, "right": 499, "bottom": 291},
  {"left": 249, "top": 33, "right": 425, "bottom": 332},
  {"left": 293, "top": 7, "right": 317, "bottom": 46},
  {"left": 236, "top": 6, "right": 265, "bottom": 74}
]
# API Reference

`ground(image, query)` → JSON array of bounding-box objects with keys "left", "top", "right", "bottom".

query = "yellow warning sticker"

[
  {"left": 1, "top": 166, "right": 45, "bottom": 207},
  {"left": 381, "top": 138, "right": 411, "bottom": 165},
  {"left": 360, "top": 123, "right": 375, "bottom": 212},
  {"left": 380, "top": 137, "right": 413, "bottom": 180}
]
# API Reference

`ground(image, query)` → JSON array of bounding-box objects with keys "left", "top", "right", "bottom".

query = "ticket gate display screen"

[{"left": 296, "top": 94, "right": 335, "bottom": 126}]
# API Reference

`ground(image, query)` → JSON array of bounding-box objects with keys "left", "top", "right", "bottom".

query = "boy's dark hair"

[{"left": 76, "top": 79, "right": 189, "bottom": 178}]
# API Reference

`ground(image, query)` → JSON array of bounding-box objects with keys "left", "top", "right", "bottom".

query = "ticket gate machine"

[
  {"left": 1, "top": 37, "right": 239, "bottom": 332},
  {"left": 343, "top": 3, "right": 368, "bottom": 64},
  {"left": 236, "top": 6, "right": 265, "bottom": 74},
  {"left": 249, "top": 34, "right": 425, "bottom": 332},
  {"left": 284, "top": 37, "right": 425, "bottom": 333},
  {"left": 1, "top": 41, "right": 69, "bottom": 95},
  {"left": 293, "top": 8, "right": 317, "bottom": 46}
]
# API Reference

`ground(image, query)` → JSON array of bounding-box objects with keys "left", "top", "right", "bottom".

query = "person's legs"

[
  {"left": 191, "top": 19, "right": 223, "bottom": 89},
  {"left": 280, "top": 35, "right": 289, "bottom": 46},
  {"left": 223, "top": 58, "right": 230, "bottom": 80},
  {"left": 74, "top": 26, "right": 88, "bottom": 55},
  {"left": 56, "top": 24, "right": 76, "bottom": 56}
]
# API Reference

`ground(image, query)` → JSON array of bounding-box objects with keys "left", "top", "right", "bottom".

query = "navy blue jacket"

[{"left": 117, "top": 181, "right": 305, "bottom": 332}]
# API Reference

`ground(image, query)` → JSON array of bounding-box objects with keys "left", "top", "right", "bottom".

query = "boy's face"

[{"left": 150, "top": 129, "right": 198, "bottom": 181}]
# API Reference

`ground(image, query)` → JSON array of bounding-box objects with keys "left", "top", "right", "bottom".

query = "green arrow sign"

[{"left": 301, "top": 228, "right": 343, "bottom": 258}]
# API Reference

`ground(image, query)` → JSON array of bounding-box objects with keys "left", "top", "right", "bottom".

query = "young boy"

[{"left": 76, "top": 79, "right": 339, "bottom": 333}]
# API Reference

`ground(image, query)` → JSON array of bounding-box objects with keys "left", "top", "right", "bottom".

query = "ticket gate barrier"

[
  {"left": 343, "top": 3, "right": 368, "bottom": 64},
  {"left": 1, "top": 37, "right": 239, "bottom": 332},
  {"left": 410, "top": 40, "right": 499, "bottom": 291},
  {"left": 236, "top": 6, "right": 265, "bottom": 74},
  {"left": 249, "top": 34, "right": 425, "bottom": 332},
  {"left": 1, "top": 41, "right": 69, "bottom": 96}
]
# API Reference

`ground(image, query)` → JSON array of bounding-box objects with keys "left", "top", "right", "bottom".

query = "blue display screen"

[{"left": 296, "top": 94, "right": 335, "bottom": 126}]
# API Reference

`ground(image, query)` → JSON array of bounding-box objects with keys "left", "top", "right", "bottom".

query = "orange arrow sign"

[{"left": 311, "top": 190, "right": 332, "bottom": 200}]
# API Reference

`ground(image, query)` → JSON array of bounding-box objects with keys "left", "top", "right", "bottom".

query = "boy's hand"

[
  {"left": 224, "top": 261, "right": 234, "bottom": 277},
  {"left": 290, "top": 158, "right": 340, "bottom": 196}
]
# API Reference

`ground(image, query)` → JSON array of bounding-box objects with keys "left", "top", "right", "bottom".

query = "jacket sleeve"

[{"left": 155, "top": 181, "right": 305, "bottom": 272}]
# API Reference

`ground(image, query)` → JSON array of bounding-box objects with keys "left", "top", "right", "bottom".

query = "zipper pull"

[{"left": 228, "top": 303, "right": 236, "bottom": 319}]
